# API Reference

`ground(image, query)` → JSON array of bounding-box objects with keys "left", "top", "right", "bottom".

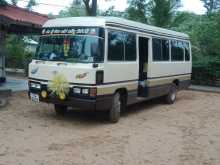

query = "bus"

[{"left": 28, "top": 17, "right": 192, "bottom": 123}]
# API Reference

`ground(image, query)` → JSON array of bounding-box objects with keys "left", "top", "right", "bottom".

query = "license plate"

[{"left": 30, "top": 93, "right": 39, "bottom": 103}]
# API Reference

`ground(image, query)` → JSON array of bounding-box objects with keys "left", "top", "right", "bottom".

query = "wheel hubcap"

[
  {"left": 171, "top": 92, "right": 176, "bottom": 101},
  {"left": 114, "top": 94, "right": 121, "bottom": 113}
]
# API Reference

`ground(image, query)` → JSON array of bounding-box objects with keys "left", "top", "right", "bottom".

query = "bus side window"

[
  {"left": 153, "top": 38, "right": 161, "bottom": 61},
  {"left": 184, "top": 42, "right": 190, "bottom": 61},
  {"left": 171, "top": 40, "right": 184, "bottom": 61},
  {"left": 124, "top": 32, "right": 136, "bottom": 61},
  {"left": 152, "top": 38, "right": 169, "bottom": 61},
  {"left": 108, "top": 31, "right": 124, "bottom": 61}
]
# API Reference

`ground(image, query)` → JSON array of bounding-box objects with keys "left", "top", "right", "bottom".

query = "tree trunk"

[
  {"left": 83, "top": 0, "right": 92, "bottom": 16},
  {"left": 83, "top": 0, "right": 97, "bottom": 16},
  {"left": 91, "top": 0, "right": 97, "bottom": 16}
]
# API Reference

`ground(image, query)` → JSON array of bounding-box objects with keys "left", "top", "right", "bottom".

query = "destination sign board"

[{"left": 42, "top": 27, "right": 98, "bottom": 36}]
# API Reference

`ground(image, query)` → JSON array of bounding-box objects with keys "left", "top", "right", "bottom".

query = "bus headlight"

[
  {"left": 82, "top": 88, "right": 89, "bottom": 95},
  {"left": 73, "top": 87, "right": 81, "bottom": 94},
  {"left": 30, "top": 82, "right": 41, "bottom": 89},
  {"left": 41, "top": 90, "right": 47, "bottom": 98},
  {"left": 59, "top": 92, "right": 66, "bottom": 100},
  {"left": 73, "top": 87, "right": 96, "bottom": 97}
]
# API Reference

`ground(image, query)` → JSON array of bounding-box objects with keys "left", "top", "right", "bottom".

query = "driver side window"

[
  {"left": 108, "top": 30, "right": 136, "bottom": 61},
  {"left": 108, "top": 30, "right": 124, "bottom": 61}
]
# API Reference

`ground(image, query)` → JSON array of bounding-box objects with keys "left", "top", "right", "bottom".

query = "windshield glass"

[{"left": 35, "top": 28, "right": 104, "bottom": 63}]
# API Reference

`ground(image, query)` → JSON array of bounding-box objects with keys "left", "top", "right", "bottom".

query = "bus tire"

[
  {"left": 0, "top": 98, "right": 7, "bottom": 108},
  {"left": 165, "top": 83, "right": 177, "bottom": 104},
  {"left": 109, "top": 92, "right": 122, "bottom": 123},
  {"left": 54, "top": 104, "right": 67, "bottom": 116}
]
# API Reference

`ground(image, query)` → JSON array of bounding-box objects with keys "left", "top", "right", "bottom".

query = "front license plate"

[{"left": 30, "top": 93, "right": 39, "bottom": 103}]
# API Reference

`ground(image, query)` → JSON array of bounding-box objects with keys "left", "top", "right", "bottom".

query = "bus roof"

[{"left": 43, "top": 17, "right": 189, "bottom": 40}]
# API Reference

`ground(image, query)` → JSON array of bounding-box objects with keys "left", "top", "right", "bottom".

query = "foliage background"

[{"left": 3, "top": 0, "right": 220, "bottom": 85}]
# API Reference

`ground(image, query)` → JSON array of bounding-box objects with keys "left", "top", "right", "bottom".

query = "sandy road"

[{"left": 0, "top": 90, "right": 220, "bottom": 165}]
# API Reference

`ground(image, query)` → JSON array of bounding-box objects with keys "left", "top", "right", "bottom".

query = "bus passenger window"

[
  {"left": 124, "top": 32, "right": 136, "bottom": 61},
  {"left": 153, "top": 39, "right": 161, "bottom": 61},
  {"left": 153, "top": 38, "right": 169, "bottom": 61},
  {"left": 171, "top": 40, "right": 184, "bottom": 61},
  {"left": 162, "top": 40, "right": 169, "bottom": 61},
  {"left": 184, "top": 42, "right": 190, "bottom": 61},
  {"left": 108, "top": 31, "right": 124, "bottom": 61}
]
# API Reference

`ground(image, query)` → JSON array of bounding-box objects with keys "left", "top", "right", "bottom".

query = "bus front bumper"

[{"left": 28, "top": 90, "right": 113, "bottom": 111}]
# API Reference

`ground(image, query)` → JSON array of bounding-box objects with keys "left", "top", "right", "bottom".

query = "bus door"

[{"left": 138, "top": 36, "right": 149, "bottom": 97}]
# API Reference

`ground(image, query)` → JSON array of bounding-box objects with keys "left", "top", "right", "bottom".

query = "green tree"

[
  {"left": 0, "top": 0, "right": 8, "bottom": 6},
  {"left": 82, "top": 0, "right": 98, "bottom": 16},
  {"left": 100, "top": 6, "right": 125, "bottom": 17},
  {"left": 59, "top": 0, "right": 86, "bottom": 17},
  {"left": 5, "top": 35, "right": 34, "bottom": 73},
  {"left": 125, "top": 0, "right": 181, "bottom": 27},
  {"left": 148, "top": 0, "right": 181, "bottom": 27},
  {"left": 173, "top": 12, "right": 220, "bottom": 64},
  {"left": 201, "top": 0, "right": 220, "bottom": 14},
  {"left": 5, "top": 35, "right": 25, "bottom": 69},
  {"left": 26, "top": 0, "right": 37, "bottom": 11},
  {"left": 11, "top": 0, "right": 18, "bottom": 6},
  {"left": 60, "top": 0, "right": 106, "bottom": 17},
  {"left": 126, "top": 0, "right": 148, "bottom": 23}
]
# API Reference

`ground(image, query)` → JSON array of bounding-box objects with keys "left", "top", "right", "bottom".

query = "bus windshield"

[{"left": 35, "top": 30, "right": 104, "bottom": 63}]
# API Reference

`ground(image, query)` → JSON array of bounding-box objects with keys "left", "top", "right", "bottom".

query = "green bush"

[
  {"left": 5, "top": 35, "right": 25, "bottom": 69},
  {"left": 192, "top": 59, "right": 220, "bottom": 86},
  {"left": 5, "top": 35, "right": 34, "bottom": 74}
]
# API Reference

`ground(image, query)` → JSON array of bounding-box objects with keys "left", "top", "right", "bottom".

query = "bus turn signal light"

[
  {"left": 90, "top": 88, "right": 97, "bottom": 97},
  {"left": 59, "top": 93, "right": 66, "bottom": 100},
  {"left": 41, "top": 90, "right": 47, "bottom": 98}
]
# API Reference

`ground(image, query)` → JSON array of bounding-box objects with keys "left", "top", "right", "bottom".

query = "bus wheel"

[
  {"left": 165, "top": 83, "right": 177, "bottom": 104},
  {"left": 54, "top": 104, "right": 67, "bottom": 116},
  {"left": 109, "top": 92, "right": 122, "bottom": 123}
]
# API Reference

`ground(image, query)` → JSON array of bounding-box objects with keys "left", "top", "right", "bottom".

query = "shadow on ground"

[{"left": 45, "top": 97, "right": 166, "bottom": 124}]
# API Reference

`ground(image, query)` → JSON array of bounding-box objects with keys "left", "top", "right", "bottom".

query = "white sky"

[{"left": 16, "top": 0, "right": 206, "bottom": 15}]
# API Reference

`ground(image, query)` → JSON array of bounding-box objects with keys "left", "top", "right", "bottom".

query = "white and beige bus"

[{"left": 28, "top": 17, "right": 192, "bottom": 123}]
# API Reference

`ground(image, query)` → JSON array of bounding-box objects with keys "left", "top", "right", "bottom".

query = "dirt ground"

[{"left": 0, "top": 90, "right": 220, "bottom": 165}]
